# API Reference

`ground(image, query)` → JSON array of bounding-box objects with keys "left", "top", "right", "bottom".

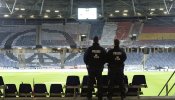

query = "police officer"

[
  {"left": 107, "top": 39, "right": 127, "bottom": 100},
  {"left": 84, "top": 36, "right": 106, "bottom": 100}
]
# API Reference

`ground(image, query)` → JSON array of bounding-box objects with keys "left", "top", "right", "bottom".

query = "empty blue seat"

[
  {"left": 50, "top": 84, "right": 63, "bottom": 97},
  {"left": 33, "top": 84, "right": 48, "bottom": 97},
  {"left": 19, "top": 83, "right": 32, "bottom": 97}
]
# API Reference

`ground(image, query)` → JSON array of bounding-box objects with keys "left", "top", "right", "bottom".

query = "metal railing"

[{"left": 158, "top": 70, "right": 175, "bottom": 96}]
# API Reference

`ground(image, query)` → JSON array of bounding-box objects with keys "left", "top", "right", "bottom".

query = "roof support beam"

[
  {"left": 70, "top": 0, "right": 73, "bottom": 17},
  {"left": 101, "top": 0, "right": 104, "bottom": 17},
  {"left": 163, "top": 0, "right": 169, "bottom": 14},
  {"left": 40, "top": 0, "right": 45, "bottom": 15},
  {"left": 119, "top": 0, "right": 144, "bottom": 16},
  {"left": 3, "top": 0, "right": 12, "bottom": 13},
  {"left": 168, "top": 1, "right": 175, "bottom": 13},
  {"left": 11, "top": 0, "right": 17, "bottom": 14},
  {"left": 131, "top": 0, "right": 136, "bottom": 16}
]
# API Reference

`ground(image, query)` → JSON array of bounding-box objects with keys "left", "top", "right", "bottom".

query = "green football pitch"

[{"left": 0, "top": 70, "right": 174, "bottom": 96}]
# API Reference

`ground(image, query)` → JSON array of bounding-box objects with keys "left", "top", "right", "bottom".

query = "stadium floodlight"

[
  {"left": 81, "top": 34, "right": 86, "bottom": 37},
  {"left": 57, "top": 15, "right": 62, "bottom": 18},
  {"left": 98, "top": 14, "right": 102, "bottom": 17},
  {"left": 137, "top": 13, "right": 142, "bottom": 16},
  {"left": 55, "top": 10, "right": 59, "bottom": 13},
  {"left": 150, "top": 12, "right": 153, "bottom": 15},
  {"left": 46, "top": 10, "right": 50, "bottom": 13},
  {"left": 165, "top": 46, "right": 169, "bottom": 49},
  {"left": 150, "top": 8, "right": 155, "bottom": 11},
  {"left": 19, "top": 15, "right": 23, "bottom": 18},
  {"left": 15, "top": 8, "right": 19, "bottom": 10},
  {"left": 164, "top": 11, "right": 168, "bottom": 14},
  {"left": 20, "top": 8, "right": 25, "bottom": 11},
  {"left": 123, "top": 10, "right": 128, "bottom": 12},
  {"left": 123, "top": 13, "right": 128, "bottom": 16},
  {"left": 44, "top": 15, "right": 49, "bottom": 18},
  {"left": 42, "top": 47, "right": 47, "bottom": 49},
  {"left": 30, "top": 15, "right": 34, "bottom": 18},
  {"left": 115, "top": 10, "right": 120, "bottom": 13},
  {"left": 4, "top": 14, "right": 9, "bottom": 17},
  {"left": 78, "top": 8, "right": 97, "bottom": 20},
  {"left": 17, "top": 47, "right": 22, "bottom": 49},
  {"left": 159, "top": 8, "right": 164, "bottom": 11},
  {"left": 140, "top": 46, "right": 145, "bottom": 49},
  {"left": 109, "top": 14, "right": 113, "bottom": 17}
]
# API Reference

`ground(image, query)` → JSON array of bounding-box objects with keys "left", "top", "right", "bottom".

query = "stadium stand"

[
  {"left": 132, "top": 40, "right": 175, "bottom": 46},
  {"left": 0, "top": 32, "right": 11, "bottom": 48},
  {"left": 89, "top": 20, "right": 105, "bottom": 39},
  {"left": 42, "top": 29, "right": 77, "bottom": 48},
  {"left": 125, "top": 52, "right": 143, "bottom": 65},
  {"left": 0, "top": 53, "right": 18, "bottom": 68},
  {"left": 4, "top": 26, "right": 35, "bottom": 49},
  {"left": 145, "top": 52, "right": 175, "bottom": 69},
  {"left": 14, "top": 34, "right": 36, "bottom": 47},
  {"left": 140, "top": 24, "right": 175, "bottom": 39},
  {"left": 129, "top": 22, "right": 143, "bottom": 40},
  {"left": 116, "top": 22, "right": 132, "bottom": 40},
  {"left": 64, "top": 53, "right": 85, "bottom": 67},
  {"left": 100, "top": 22, "right": 117, "bottom": 46}
]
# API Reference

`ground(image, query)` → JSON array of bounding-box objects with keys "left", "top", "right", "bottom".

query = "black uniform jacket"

[{"left": 84, "top": 43, "right": 106, "bottom": 70}]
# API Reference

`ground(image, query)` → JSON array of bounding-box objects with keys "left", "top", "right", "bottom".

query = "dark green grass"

[{"left": 0, "top": 71, "right": 174, "bottom": 96}]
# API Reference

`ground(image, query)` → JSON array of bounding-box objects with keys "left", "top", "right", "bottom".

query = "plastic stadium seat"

[
  {"left": 80, "top": 75, "right": 95, "bottom": 97},
  {"left": 101, "top": 75, "right": 109, "bottom": 96},
  {"left": 5, "top": 84, "right": 18, "bottom": 97},
  {"left": 131, "top": 75, "right": 147, "bottom": 87},
  {"left": 80, "top": 75, "right": 89, "bottom": 97},
  {"left": 50, "top": 84, "right": 63, "bottom": 97},
  {"left": 65, "top": 75, "right": 80, "bottom": 97},
  {"left": 19, "top": 83, "right": 32, "bottom": 97},
  {"left": 0, "top": 76, "right": 5, "bottom": 97},
  {"left": 113, "top": 75, "right": 128, "bottom": 96},
  {"left": 127, "top": 75, "right": 147, "bottom": 96},
  {"left": 33, "top": 84, "right": 48, "bottom": 97},
  {"left": 0, "top": 76, "right": 4, "bottom": 86}
]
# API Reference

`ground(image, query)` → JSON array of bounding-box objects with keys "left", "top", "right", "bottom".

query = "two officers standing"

[{"left": 84, "top": 36, "right": 127, "bottom": 100}]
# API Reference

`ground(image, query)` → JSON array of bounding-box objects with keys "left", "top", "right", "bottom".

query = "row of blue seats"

[{"left": 0, "top": 75, "right": 147, "bottom": 97}]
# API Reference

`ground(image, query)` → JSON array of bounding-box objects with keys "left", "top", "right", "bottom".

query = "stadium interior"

[{"left": 0, "top": 0, "right": 174, "bottom": 100}]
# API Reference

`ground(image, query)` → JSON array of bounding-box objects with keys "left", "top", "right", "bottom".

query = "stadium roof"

[{"left": 0, "top": 0, "right": 174, "bottom": 19}]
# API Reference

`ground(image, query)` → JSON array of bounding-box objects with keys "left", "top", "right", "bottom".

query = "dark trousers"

[
  {"left": 87, "top": 68, "right": 103, "bottom": 99},
  {"left": 108, "top": 70, "right": 125, "bottom": 98}
]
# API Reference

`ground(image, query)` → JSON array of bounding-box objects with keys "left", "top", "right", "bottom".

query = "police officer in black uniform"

[
  {"left": 84, "top": 36, "right": 106, "bottom": 100},
  {"left": 107, "top": 39, "right": 127, "bottom": 100}
]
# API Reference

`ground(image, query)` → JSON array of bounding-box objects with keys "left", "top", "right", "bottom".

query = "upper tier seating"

[
  {"left": 116, "top": 22, "right": 132, "bottom": 40},
  {"left": 138, "top": 24, "right": 175, "bottom": 40},
  {"left": 100, "top": 22, "right": 117, "bottom": 46}
]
